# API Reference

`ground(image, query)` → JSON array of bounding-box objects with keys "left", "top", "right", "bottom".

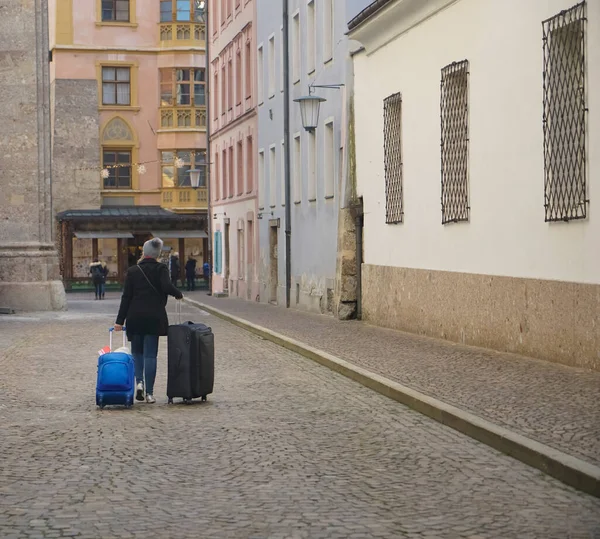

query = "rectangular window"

[
  {"left": 257, "top": 46, "right": 264, "bottom": 103},
  {"left": 543, "top": 2, "right": 587, "bottom": 222},
  {"left": 308, "top": 130, "right": 316, "bottom": 201},
  {"left": 324, "top": 120, "right": 334, "bottom": 198},
  {"left": 220, "top": 0, "right": 226, "bottom": 25},
  {"left": 102, "top": 0, "right": 129, "bottom": 22},
  {"left": 221, "top": 65, "right": 226, "bottom": 115},
  {"left": 222, "top": 149, "right": 228, "bottom": 197},
  {"left": 281, "top": 139, "right": 285, "bottom": 206},
  {"left": 214, "top": 151, "right": 220, "bottom": 200},
  {"left": 293, "top": 134, "right": 301, "bottom": 203},
  {"left": 236, "top": 50, "right": 242, "bottom": 106},
  {"left": 160, "top": 68, "right": 205, "bottom": 106},
  {"left": 228, "top": 59, "right": 233, "bottom": 110},
  {"left": 323, "top": 0, "right": 333, "bottom": 62},
  {"left": 268, "top": 35, "right": 275, "bottom": 97},
  {"left": 307, "top": 1, "right": 315, "bottom": 74},
  {"left": 102, "top": 67, "right": 130, "bottom": 106},
  {"left": 258, "top": 149, "right": 265, "bottom": 209},
  {"left": 237, "top": 140, "right": 243, "bottom": 195},
  {"left": 102, "top": 150, "right": 131, "bottom": 189},
  {"left": 160, "top": 0, "right": 172, "bottom": 22},
  {"left": 280, "top": 26, "right": 284, "bottom": 92},
  {"left": 269, "top": 145, "right": 276, "bottom": 207},
  {"left": 245, "top": 41, "right": 252, "bottom": 99},
  {"left": 213, "top": 71, "right": 219, "bottom": 119},
  {"left": 161, "top": 150, "right": 206, "bottom": 188},
  {"left": 440, "top": 60, "right": 469, "bottom": 224},
  {"left": 383, "top": 92, "right": 403, "bottom": 223},
  {"left": 246, "top": 136, "right": 254, "bottom": 192},
  {"left": 228, "top": 146, "right": 234, "bottom": 196},
  {"left": 292, "top": 13, "right": 300, "bottom": 83}
]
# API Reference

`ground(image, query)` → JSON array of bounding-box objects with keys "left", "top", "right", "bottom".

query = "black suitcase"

[{"left": 167, "top": 316, "right": 214, "bottom": 404}]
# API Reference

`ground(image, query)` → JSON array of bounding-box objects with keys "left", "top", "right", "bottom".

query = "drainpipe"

[
  {"left": 205, "top": 2, "right": 213, "bottom": 296},
  {"left": 355, "top": 198, "right": 363, "bottom": 320},
  {"left": 282, "top": 0, "right": 292, "bottom": 308}
]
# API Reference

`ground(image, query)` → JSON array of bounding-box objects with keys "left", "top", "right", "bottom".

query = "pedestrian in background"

[
  {"left": 170, "top": 251, "right": 180, "bottom": 287},
  {"left": 89, "top": 259, "right": 108, "bottom": 300},
  {"left": 114, "top": 238, "right": 183, "bottom": 404},
  {"left": 185, "top": 255, "right": 197, "bottom": 291}
]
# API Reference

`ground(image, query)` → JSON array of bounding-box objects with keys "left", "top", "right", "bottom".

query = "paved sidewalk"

[
  {"left": 1, "top": 296, "right": 600, "bottom": 537},
  {"left": 186, "top": 292, "right": 600, "bottom": 469}
]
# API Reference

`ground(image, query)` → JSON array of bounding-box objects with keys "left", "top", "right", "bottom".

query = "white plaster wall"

[{"left": 354, "top": 0, "right": 600, "bottom": 285}]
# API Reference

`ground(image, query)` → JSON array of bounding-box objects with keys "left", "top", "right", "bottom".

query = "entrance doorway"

[
  {"left": 269, "top": 225, "right": 278, "bottom": 304},
  {"left": 224, "top": 222, "right": 230, "bottom": 292}
]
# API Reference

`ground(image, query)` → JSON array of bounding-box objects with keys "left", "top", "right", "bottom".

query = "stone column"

[{"left": 0, "top": 0, "right": 67, "bottom": 311}]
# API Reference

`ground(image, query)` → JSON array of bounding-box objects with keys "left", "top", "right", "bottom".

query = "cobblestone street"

[
  {"left": 187, "top": 293, "right": 600, "bottom": 468},
  {"left": 1, "top": 295, "right": 599, "bottom": 538}
]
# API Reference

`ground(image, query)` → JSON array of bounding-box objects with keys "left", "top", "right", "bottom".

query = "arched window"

[{"left": 101, "top": 117, "right": 138, "bottom": 190}]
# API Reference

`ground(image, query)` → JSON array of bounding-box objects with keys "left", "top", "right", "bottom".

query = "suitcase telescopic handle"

[
  {"left": 109, "top": 327, "right": 127, "bottom": 350},
  {"left": 176, "top": 298, "right": 182, "bottom": 324}
]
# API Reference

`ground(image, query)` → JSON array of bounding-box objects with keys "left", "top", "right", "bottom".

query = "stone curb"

[{"left": 184, "top": 297, "right": 600, "bottom": 498}]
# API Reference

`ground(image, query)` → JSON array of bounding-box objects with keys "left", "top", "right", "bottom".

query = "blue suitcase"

[{"left": 96, "top": 328, "right": 135, "bottom": 409}]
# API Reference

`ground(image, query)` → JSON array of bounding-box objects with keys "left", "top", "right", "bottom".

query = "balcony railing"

[
  {"left": 162, "top": 187, "right": 208, "bottom": 210},
  {"left": 160, "top": 106, "right": 207, "bottom": 130},
  {"left": 159, "top": 22, "right": 206, "bottom": 44}
]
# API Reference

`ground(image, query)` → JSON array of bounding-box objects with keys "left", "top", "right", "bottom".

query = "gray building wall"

[
  {"left": 256, "top": 0, "right": 370, "bottom": 312},
  {"left": 51, "top": 79, "right": 101, "bottom": 217}
]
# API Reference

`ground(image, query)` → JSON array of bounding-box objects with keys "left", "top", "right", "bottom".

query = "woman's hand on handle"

[{"left": 114, "top": 324, "right": 124, "bottom": 331}]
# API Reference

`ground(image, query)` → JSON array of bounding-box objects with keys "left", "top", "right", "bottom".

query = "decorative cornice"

[{"left": 348, "top": 0, "right": 459, "bottom": 56}]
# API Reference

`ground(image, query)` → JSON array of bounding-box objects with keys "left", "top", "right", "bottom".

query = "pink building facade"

[
  {"left": 49, "top": 0, "right": 209, "bottom": 287},
  {"left": 209, "top": 0, "right": 259, "bottom": 299}
]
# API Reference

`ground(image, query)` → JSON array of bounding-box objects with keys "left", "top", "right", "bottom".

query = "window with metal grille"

[
  {"left": 383, "top": 92, "right": 403, "bottom": 224},
  {"left": 543, "top": 1, "right": 587, "bottom": 222},
  {"left": 440, "top": 60, "right": 469, "bottom": 224}
]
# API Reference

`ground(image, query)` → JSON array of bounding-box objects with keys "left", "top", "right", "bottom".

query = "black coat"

[
  {"left": 116, "top": 258, "right": 183, "bottom": 338},
  {"left": 185, "top": 259, "right": 197, "bottom": 278}
]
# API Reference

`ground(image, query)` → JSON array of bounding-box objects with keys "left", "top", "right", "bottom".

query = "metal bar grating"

[
  {"left": 383, "top": 92, "right": 403, "bottom": 224},
  {"left": 440, "top": 60, "right": 469, "bottom": 224},
  {"left": 542, "top": 1, "right": 587, "bottom": 222}
]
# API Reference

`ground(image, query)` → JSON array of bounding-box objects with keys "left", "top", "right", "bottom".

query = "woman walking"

[{"left": 114, "top": 238, "right": 183, "bottom": 403}]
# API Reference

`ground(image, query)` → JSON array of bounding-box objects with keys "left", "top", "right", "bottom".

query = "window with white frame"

[
  {"left": 279, "top": 26, "right": 284, "bottom": 92},
  {"left": 308, "top": 130, "right": 316, "bottom": 201},
  {"left": 323, "top": 0, "right": 333, "bottom": 62},
  {"left": 293, "top": 134, "right": 301, "bottom": 203},
  {"left": 324, "top": 120, "right": 334, "bottom": 198},
  {"left": 269, "top": 145, "right": 276, "bottom": 207},
  {"left": 307, "top": 0, "right": 316, "bottom": 74},
  {"left": 268, "top": 35, "right": 275, "bottom": 98},
  {"left": 281, "top": 139, "right": 285, "bottom": 206},
  {"left": 292, "top": 13, "right": 300, "bottom": 83},
  {"left": 257, "top": 45, "right": 264, "bottom": 103},
  {"left": 258, "top": 149, "right": 265, "bottom": 209}
]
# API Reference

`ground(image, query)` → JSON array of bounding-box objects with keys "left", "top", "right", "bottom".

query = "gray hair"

[{"left": 141, "top": 238, "right": 163, "bottom": 260}]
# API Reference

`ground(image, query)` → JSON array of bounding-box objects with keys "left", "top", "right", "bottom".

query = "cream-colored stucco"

[{"left": 353, "top": 0, "right": 599, "bottom": 285}]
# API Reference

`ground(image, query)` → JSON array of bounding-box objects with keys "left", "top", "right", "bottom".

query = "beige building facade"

[{"left": 350, "top": 0, "right": 599, "bottom": 370}]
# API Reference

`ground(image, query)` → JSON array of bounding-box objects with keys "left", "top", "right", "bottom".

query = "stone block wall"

[{"left": 51, "top": 79, "right": 101, "bottom": 216}]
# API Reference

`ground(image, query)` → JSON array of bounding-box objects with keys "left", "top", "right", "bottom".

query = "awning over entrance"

[
  {"left": 74, "top": 231, "right": 134, "bottom": 239},
  {"left": 152, "top": 230, "right": 208, "bottom": 239}
]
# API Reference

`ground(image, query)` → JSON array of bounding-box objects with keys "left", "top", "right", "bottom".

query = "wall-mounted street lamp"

[
  {"left": 187, "top": 168, "right": 202, "bottom": 189},
  {"left": 294, "top": 84, "right": 344, "bottom": 132}
]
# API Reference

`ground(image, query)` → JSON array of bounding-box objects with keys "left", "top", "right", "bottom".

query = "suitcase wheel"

[
  {"left": 183, "top": 398, "right": 192, "bottom": 405},
  {"left": 201, "top": 395, "right": 207, "bottom": 402},
  {"left": 167, "top": 398, "right": 173, "bottom": 405}
]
